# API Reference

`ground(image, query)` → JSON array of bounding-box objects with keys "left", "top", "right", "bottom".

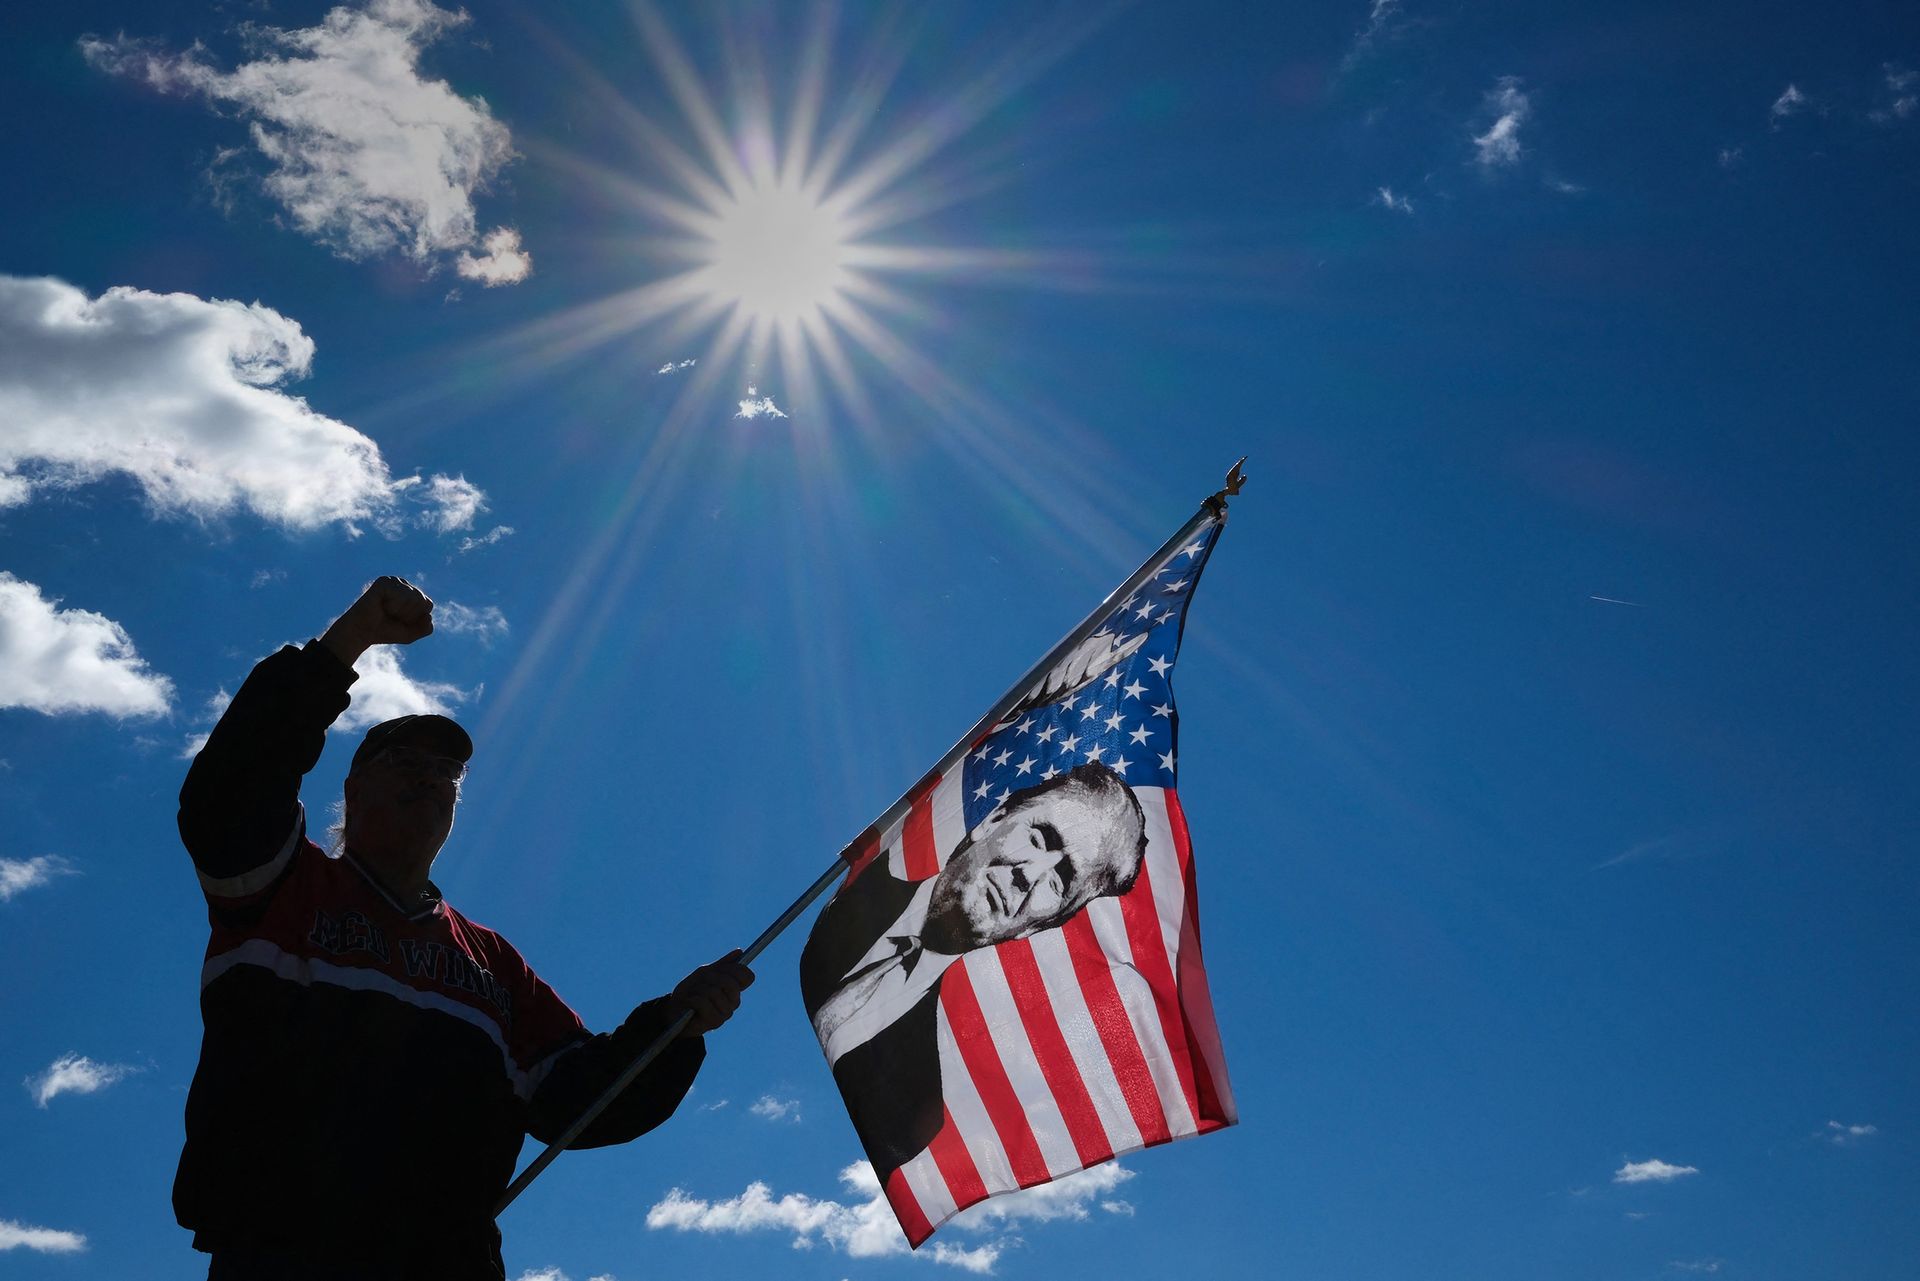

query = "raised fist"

[{"left": 320, "top": 576, "right": 434, "bottom": 666}]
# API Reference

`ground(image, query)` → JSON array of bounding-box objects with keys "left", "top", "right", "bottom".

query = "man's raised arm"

[{"left": 178, "top": 576, "right": 433, "bottom": 906}]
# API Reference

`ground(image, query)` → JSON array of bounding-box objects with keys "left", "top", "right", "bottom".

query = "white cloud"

[
  {"left": 0, "top": 854, "right": 78, "bottom": 902},
  {"left": 1372, "top": 186, "right": 1415, "bottom": 214},
  {"left": 1545, "top": 176, "right": 1585, "bottom": 195},
  {"left": 1669, "top": 1262, "right": 1723, "bottom": 1274},
  {"left": 1871, "top": 64, "right": 1916, "bottom": 125},
  {"left": 337, "top": 646, "right": 473, "bottom": 732},
  {"left": 1717, "top": 146, "right": 1744, "bottom": 169},
  {"left": 1823, "top": 1120, "right": 1877, "bottom": 1146},
  {"left": 435, "top": 601, "right": 508, "bottom": 644},
  {"left": 180, "top": 688, "right": 235, "bottom": 759},
  {"left": 1466, "top": 76, "right": 1528, "bottom": 171},
  {"left": 656, "top": 358, "right": 698, "bottom": 374},
  {"left": 1472, "top": 77, "right": 1532, "bottom": 170},
  {"left": 414, "top": 473, "right": 488, "bottom": 532},
  {"left": 647, "top": 1159, "right": 1134, "bottom": 1272},
  {"left": 0, "top": 1219, "right": 86, "bottom": 1253},
  {"left": 749, "top": 1095, "right": 802, "bottom": 1123},
  {"left": 457, "top": 227, "right": 534, "bottom": 287},
  {"left": 458, "top": 524, "right": 516, "bottom": 553},
  {"left": 928, "top": 1241, "right": 1003, "bottom": 1273},
  {"left": 1343, "top": 0, "right": 1408, "bottom": 71},
  {"left": 82, "top": 1, "right": 526, "bottom": 279},
  {"left": 0, "top": 275, "right": 484, "bottom": 534},
  {"left": 25, "top": 1054, "right": 140, "bottom": 1108},
  {"left": 648, "top": 1162, "right": 993, "bottom": 1270},
  {"left": 736, "top": 386, "right": 789, "bottom": 420},
  {"left": 647, "top": 1171, "right": 856, "bottom": 1237},
  {"left": 947, "top": 1163, "right": 1133, "bottom": 1229},
  {"left": 513, "top": 1270, "right": 568, "bottom": 1281},
  {"left": 1613, "top": 1158, "right": 1699, "bottom": 1184},
  {"left": 736, "top": 396, "right": 787, "bottom": 420},
  {"left": 0, "top": 574, "right": 173, "bottom": 718},
  {"left": 1770, "top": 83, "right": 1809, "bottom": 123}
]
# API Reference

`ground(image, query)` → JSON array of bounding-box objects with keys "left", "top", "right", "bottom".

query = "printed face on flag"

[
  {"left": 921, "top": 764, "right": 1147, "bottom": 952},
  {"left": 800, "top": 513, "right": 1236, "bottom": 1248}
]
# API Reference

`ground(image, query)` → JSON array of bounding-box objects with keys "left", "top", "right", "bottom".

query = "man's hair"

[
  {"left": 325, "top": 795, "right": 347, "bottom": 857},
  {"left": 1002, "top": 761, "right": 1147, "bottom": 900}
]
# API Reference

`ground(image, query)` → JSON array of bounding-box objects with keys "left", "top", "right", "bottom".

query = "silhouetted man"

[{"left": 176, "top": 576, "right": 752, "bottom": 1281}]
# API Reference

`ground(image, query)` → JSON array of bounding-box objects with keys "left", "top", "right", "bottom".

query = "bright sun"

[
  {"left": 695, "top": 181, "right": 852, "bottom": 324},
  {"left": 508, "top": 6, "right": 1105, "bottom": 420}
]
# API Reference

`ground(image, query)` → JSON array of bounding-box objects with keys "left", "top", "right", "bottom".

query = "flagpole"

[{"left": 494, "top": 458, "right": 1247, "bottom": 1217}]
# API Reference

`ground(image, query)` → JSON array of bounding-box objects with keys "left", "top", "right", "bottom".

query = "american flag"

[{"left": 804, "top": 512, "right": 1237, "bottom": 1245}]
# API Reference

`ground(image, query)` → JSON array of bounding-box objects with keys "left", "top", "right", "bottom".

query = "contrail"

[{"left": 1589, "top": 595, "right": 1645, "bottom": 607}]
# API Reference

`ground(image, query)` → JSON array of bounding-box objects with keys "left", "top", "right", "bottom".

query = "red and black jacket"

[{"left": 175, "top": 641, "right": 703, "bottom": 1277}]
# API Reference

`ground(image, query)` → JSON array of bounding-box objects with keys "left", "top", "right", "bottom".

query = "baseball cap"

[{"left": 348, "top": 714, "right": 474, "bottom": 776}]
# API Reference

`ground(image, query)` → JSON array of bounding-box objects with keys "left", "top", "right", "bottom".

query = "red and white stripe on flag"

[{"left": 878, "top": 776, "right": 1235, "bottom": 1246}]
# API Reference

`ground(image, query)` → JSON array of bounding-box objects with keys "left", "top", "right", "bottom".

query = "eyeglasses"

[{"left": 368, "top": 745, "right": 467, "bottom": 783}]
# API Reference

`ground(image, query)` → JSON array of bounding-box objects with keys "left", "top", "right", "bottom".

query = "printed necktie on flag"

[{"left": 800, "top": 512, "right": 1238, "bottom": 1247}]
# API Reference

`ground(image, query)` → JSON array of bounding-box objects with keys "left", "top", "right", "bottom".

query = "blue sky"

[{"left": 2, "top": 0, "right": 1916, "bottom": 1277}]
